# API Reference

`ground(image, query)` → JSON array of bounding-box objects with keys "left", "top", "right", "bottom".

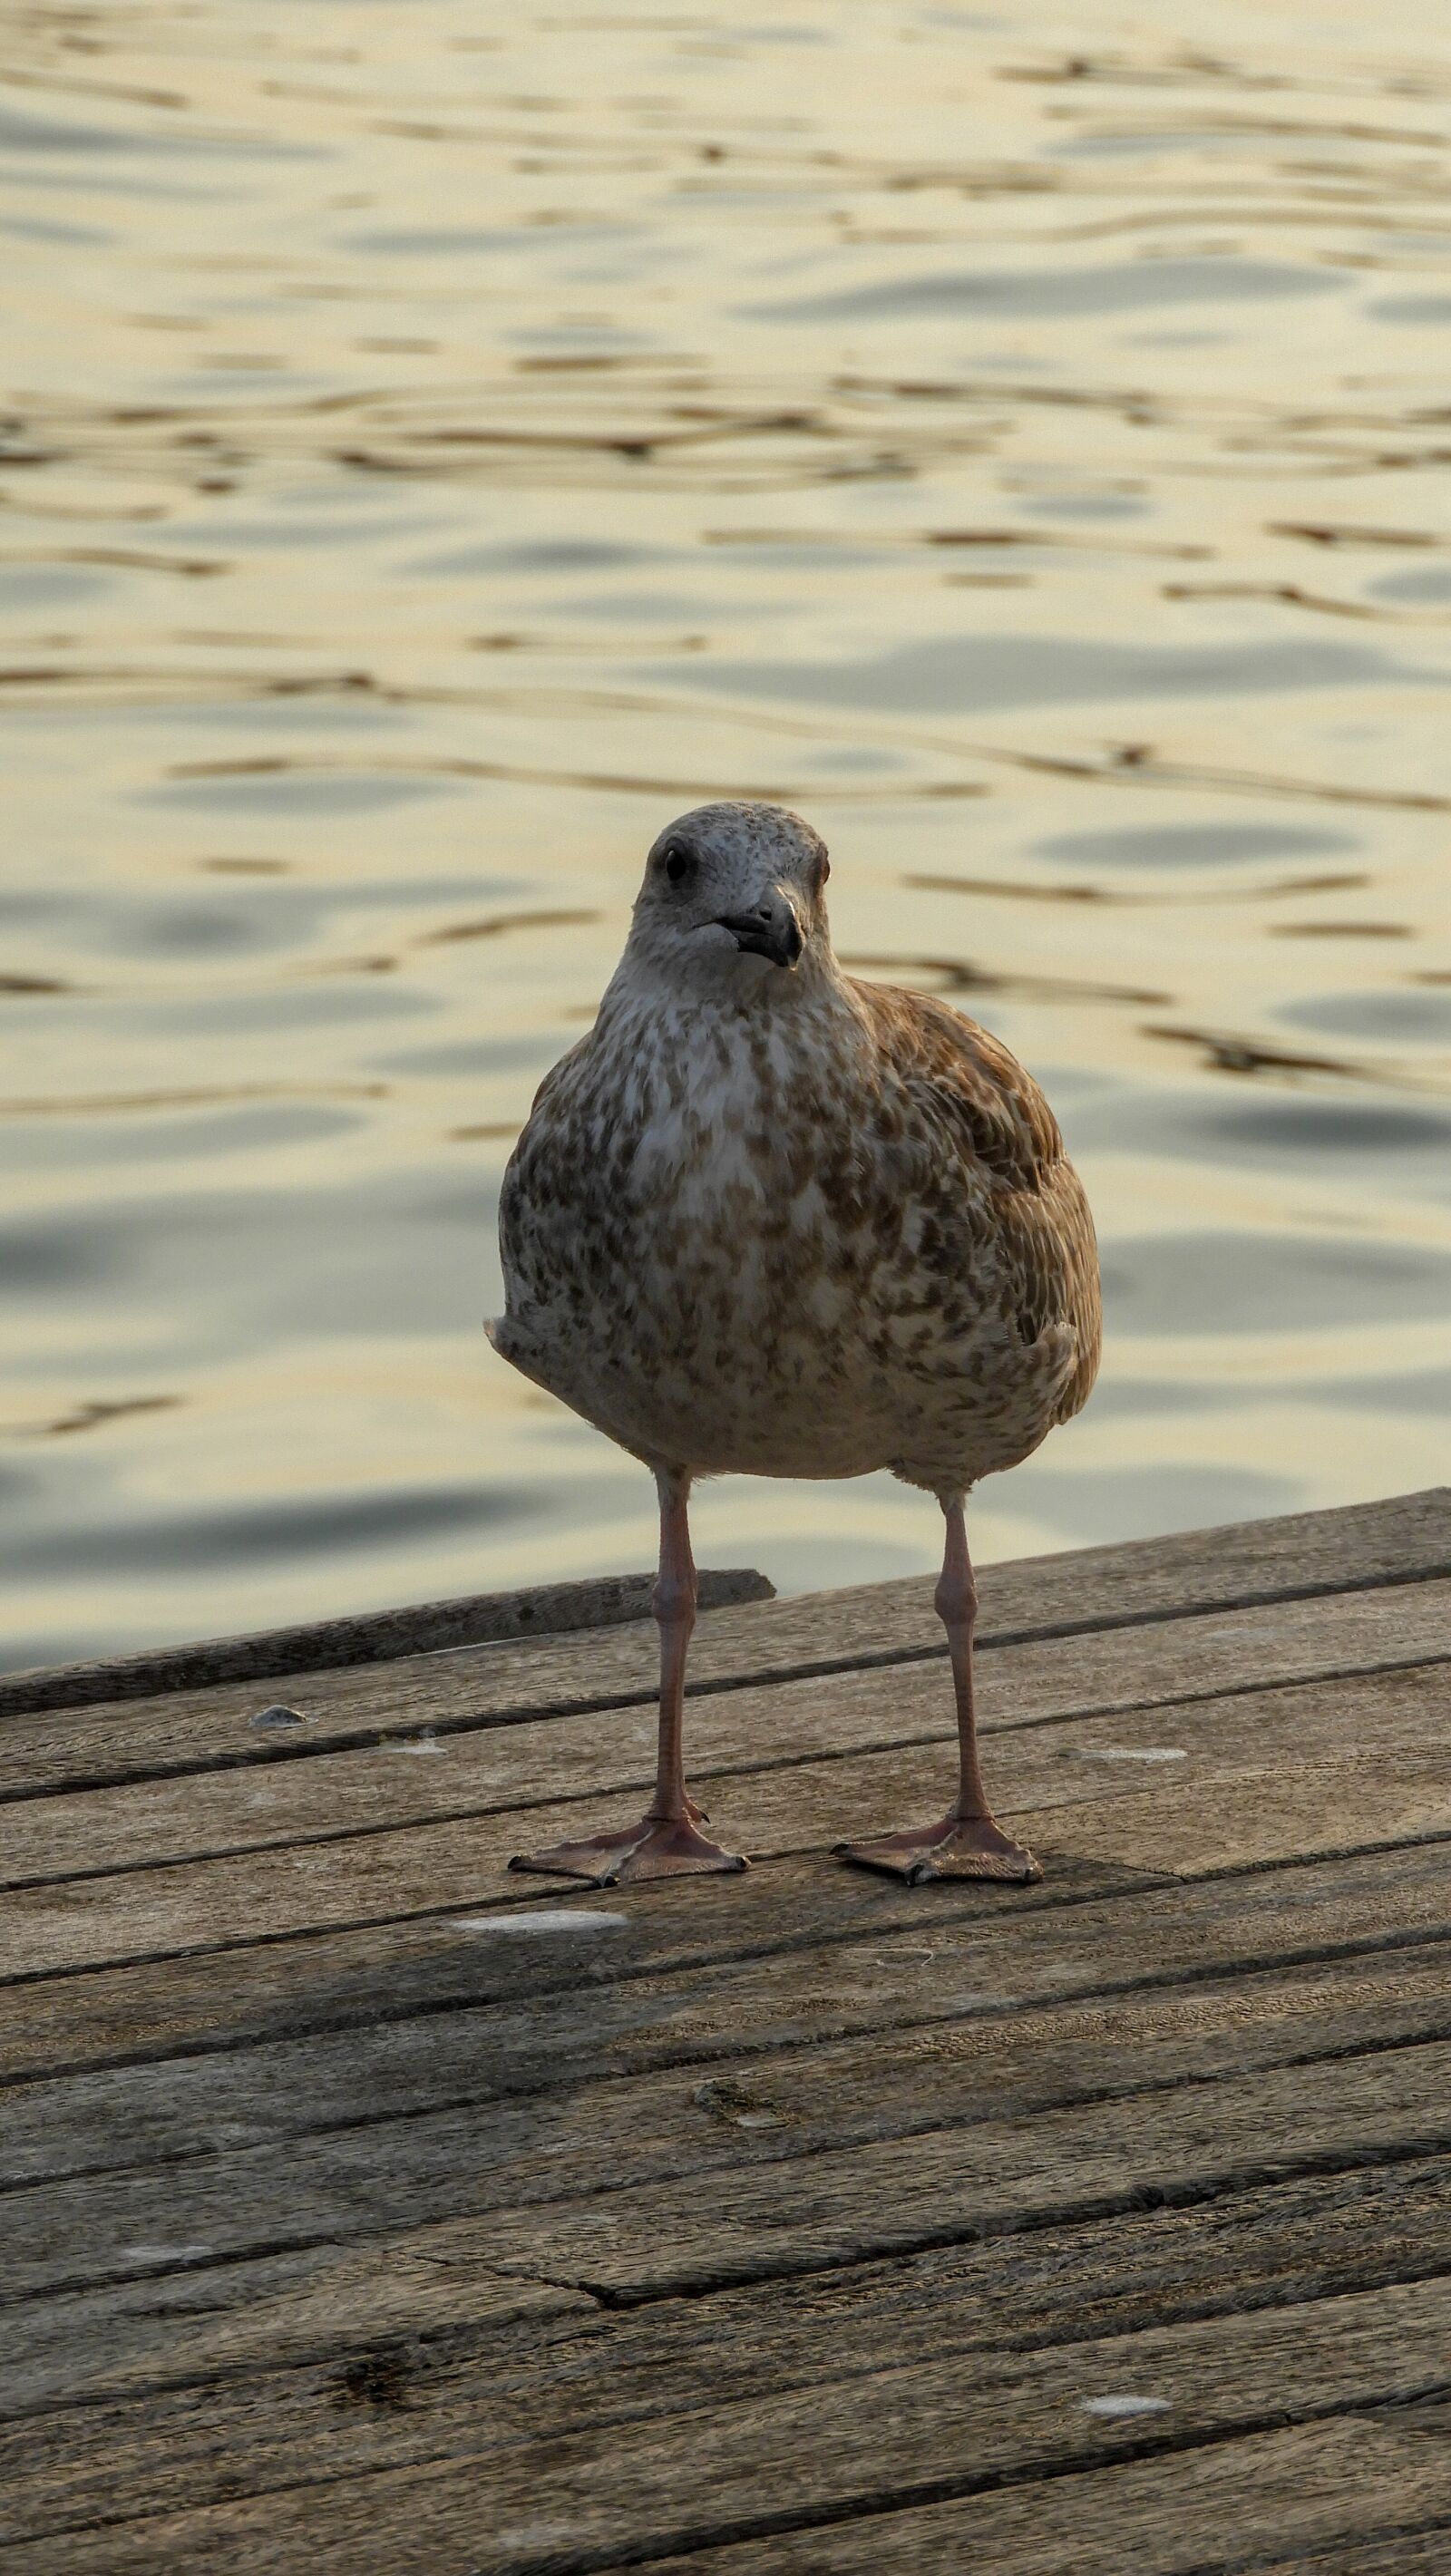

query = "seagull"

[{"left": 488, "top": 802, "right": 1100, "bottom": 1887}]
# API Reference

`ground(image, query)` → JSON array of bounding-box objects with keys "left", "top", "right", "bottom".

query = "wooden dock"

[{"left": 2, "top": 1488, "right": 1450, "bottom": 2572}]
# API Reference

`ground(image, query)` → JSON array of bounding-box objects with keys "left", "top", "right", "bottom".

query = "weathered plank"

[
  {"left": 3, "top": 2153, "right": 1451, "bottom": 2534},
  {"left": 1274, "top": 2537, "right": 1451, "bottom": 2576},
  {"left": 4, "top": 1494, "right": 1447, "bottom": 2574},
  {"left": 5, "top": 1783, "right": 1448, "bottom": 2098},
  {"left": 0, "top": 2230, "right": 606, "bottom": 2423},
  {"left": 645, "top": 2419, "right": 1451, "bottom": 2576},
  {"left": 3, "top": 1940, "right": 1451, "bottom": 2414},
  {"left": 0, "top": 1852, "right": 1147, "bottom": 2086},
  {"left": 5, "top": 1488, "right": 1445, "bottom": 1803},
  {"left": 379, "top": 2034, "right": 1451, "bottom": 2308},
  {"left": 5, "top": 1659, "right": 1446, "bottom": 1982},
  {"left": 7, "top": 1579, "right": 1445, "bottom": 1895},
  {"left": 5, "top": 1946, "right": 1451, "bottom": 2315},
  {"left": 5, "top": 2150, "right": 1450, "bottom": 2507},
  {"left": 6, "top": 2279, "right": 1451, "bottom": 2571},
  {"left": 5, "top": 1871, "right": 1451, "bottom": 2201},
  {"left": 0, "top": 1570, "right": 774, "bottom": 1720}
]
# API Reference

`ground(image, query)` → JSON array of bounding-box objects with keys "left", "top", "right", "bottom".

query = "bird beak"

[{"left": 714, "top": 902, "right": 803, "bottom": 970}]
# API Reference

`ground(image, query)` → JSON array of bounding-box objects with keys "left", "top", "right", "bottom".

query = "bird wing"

[{"left": 848, "top": 977, "right": 1102, "bottom": 1427}]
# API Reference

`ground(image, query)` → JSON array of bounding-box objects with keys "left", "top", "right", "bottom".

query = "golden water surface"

[{"left": 4, "top": 1, "right": 1449, "bottom": 1667}]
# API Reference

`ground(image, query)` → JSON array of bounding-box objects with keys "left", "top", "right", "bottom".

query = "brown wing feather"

[{"left": 851, "top": 978, "right": 1102, "bottom": 1430}]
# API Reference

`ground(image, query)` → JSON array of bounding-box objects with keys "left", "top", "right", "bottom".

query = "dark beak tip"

[{"left": 716, "top": 909, "right": 803, "bottom": 969}]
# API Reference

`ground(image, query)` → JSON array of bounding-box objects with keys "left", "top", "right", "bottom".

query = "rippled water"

[{"left": 4, "top": 2, "right": 1449, "bottom": 1671}]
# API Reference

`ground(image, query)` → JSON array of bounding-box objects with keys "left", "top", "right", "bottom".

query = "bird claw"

[
  {"left": 509, "top": 1812, "right": 746, "bottom": 1886},
  {"left": 834, "top": 1814, "right": 1042, "bottom": 1886}
]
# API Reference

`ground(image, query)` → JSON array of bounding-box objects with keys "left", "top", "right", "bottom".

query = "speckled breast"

[
  {"left": 496, "top": 1001, "right": 873, "bottom": 1474},
  {"left": 494, "top": 984, "right": 1092, "bottom": 1488}
]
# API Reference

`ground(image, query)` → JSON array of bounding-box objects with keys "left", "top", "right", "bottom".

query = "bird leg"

[
  {"left": 835, "top": 1494, "right": 1041, "bottom": 1885},
  {"left": 508, "top": 1469, "right": 747, "bottom": 1886}
]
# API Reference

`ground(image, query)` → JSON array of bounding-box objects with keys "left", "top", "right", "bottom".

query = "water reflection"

[{"left": 2, "top": 1, "right": 1448, "bottom": 1668}]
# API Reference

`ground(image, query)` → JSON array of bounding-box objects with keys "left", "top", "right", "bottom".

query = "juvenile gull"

[{"left": 488, "top": 802, "right": 1100, "bottom": 1886}]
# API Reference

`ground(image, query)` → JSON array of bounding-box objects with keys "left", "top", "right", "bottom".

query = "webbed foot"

[
  {"left": 509, "top": 1809, "right": 746, "bottom": 1886},
  {"left": 835, "top": 1813, "right": 1041, "bottom": 1886}
]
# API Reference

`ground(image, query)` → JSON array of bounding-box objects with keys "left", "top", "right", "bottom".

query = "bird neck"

[{"left": 602, "top": 938, "right": 849, "bottom": 1031}]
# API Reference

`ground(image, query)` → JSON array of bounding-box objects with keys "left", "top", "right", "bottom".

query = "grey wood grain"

[
  {"left": 6, "top": 1495, "right": 1448, "bottom": 2574},
  {"left": 0, "top": 1572, "right": 774, "bottom": 1720},
  {"left": 4, "top": 1931, "right": 1451, "bottom": 2420},
  {"left": 5, "top": 2150, "right": 1450, "bottom": 2509},
  {"left": 1258, "top": 2537, "right": 1451, "bottom": 2576},
  {"left": 7, "top": 1578, "right": 1445, "bottom": 1896},
  {"left": 5, "top": 1860, "right": 1450, "bottom": 2199},
  {"left": 5, "top": 2280, "right": 1451, "bottom": 2571},
  {"left": 387, "top": 2033, "right": 1451, "bottom": 2308},
  {"left": 0, "top": 2231, "right": 605, "bottom": 2425},
  {"left": 4, "top": 1657, "right": 1446, "bottom": 1982},
  {"left": 4, "top": 1487, "right": 1445, "bottom": 1804},
  {"left": 5, "top": 1929, "right": 1451, "bottom": 2316},
  {"left": 3, "top": 1785, "right": 1445, "bottom": 2100},
  {"left": 645, "top": 2418, "right": 1451, "bottom": 2576},
  {"left": 3, "top": 2153, "right": 1451, "bottom": 2534},
  {"left": 0, "top": 1852, "right": 1145, "bottom": 2086}
]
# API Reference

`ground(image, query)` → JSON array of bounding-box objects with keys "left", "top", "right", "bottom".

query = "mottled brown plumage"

[{"left": 490, "top": 802, "right": 1100, "bottom": 1887}]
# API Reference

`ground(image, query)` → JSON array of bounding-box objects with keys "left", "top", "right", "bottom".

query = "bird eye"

[{"left": 661, "top": 839, "right": 693, "bottom": 885}]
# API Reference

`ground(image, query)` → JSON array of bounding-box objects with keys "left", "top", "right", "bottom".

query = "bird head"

[{"left": 626, "top": 801, "right": 832, "bottom": 993}]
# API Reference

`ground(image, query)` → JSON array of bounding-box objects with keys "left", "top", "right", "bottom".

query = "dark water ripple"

[{"left": 2, "top": 2, "right": 1449, "bottom": 1667}]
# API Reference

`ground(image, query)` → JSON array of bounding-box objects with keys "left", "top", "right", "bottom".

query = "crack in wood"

[{"left": 3, "top": 1494, "right": 1448, "bottom": 2567}]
